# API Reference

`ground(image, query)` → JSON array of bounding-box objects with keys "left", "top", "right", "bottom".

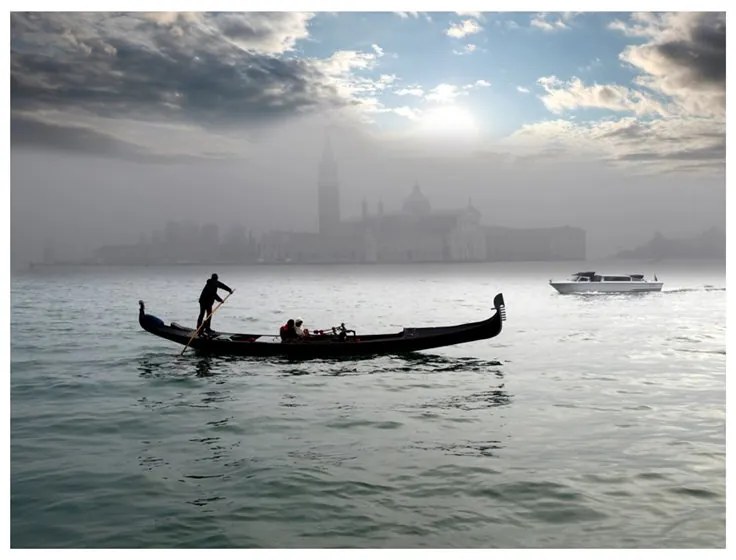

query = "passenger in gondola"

[
  {"left": 295, "top": 317, "right": 309, "bottom": 338},
  {"left": 280, "top": 319, "right": 299, "bottom": 342},
  {"left": 334, "top": 322, "right": 356, "bottom": 342},
  {"left": 197, "top": 273, "right": 233, "bottom": 335}
]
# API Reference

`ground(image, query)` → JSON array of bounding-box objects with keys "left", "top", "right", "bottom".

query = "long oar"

[{"left": 180, "top": 290, "right": 235, "bottom": 355}]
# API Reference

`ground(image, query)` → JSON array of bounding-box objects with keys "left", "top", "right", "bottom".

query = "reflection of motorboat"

[{"left": 550, "top": 271, "right": 663, "bottom": 294}]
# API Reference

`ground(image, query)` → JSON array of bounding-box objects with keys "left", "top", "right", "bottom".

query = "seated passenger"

[
  {"left": 334, "top": 322, "right": 356, "bottom": 341},
  {"left": 279, "top": 319, "right": 298, "bottom": 342},
  {"left": 295, "top": 317, "right": 309, "bottom": 338}
]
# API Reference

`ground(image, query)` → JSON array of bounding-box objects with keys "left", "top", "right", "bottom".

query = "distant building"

[
  {"left": 614, "top": 227, "right": 725, "bottom": 259},
  {"left": 259, "top": 136, "right": 585, "bottom": 263},
  {"left": 91, "top": 135, "right": 586, "bottom": 266}
]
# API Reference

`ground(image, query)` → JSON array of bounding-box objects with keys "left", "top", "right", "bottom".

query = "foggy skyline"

[{"left": 10, "top": 10, "right": 726, "bottom": 267}]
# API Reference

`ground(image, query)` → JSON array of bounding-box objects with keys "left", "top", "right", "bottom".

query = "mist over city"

[{"left": 10, "top": 11, "right": 726, "bottom": 268}]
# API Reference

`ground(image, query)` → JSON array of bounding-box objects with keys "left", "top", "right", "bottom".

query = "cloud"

[
  {"left": 516, "top": 13, "right": 725, "bottom": 175},
  {"left": 423, "top": 81, "right": 490, "bottom": 103},
  {"left": 207, "top": 12, "right": 313, "bottom": 54},
  {"left": 11, "top": 13, "right": 353, "bottom": 129},
  {"left": 313, "top": 49, "right": 392, "bottom": 110},
  {"left": 394, "top": 87, "right": 424, "bottom": 97},
  {"left": 452, "top": 43, "right": 477, "bottom": 55},
  {"left": 455, "top": 12, "right": 485, "bottom": 21},
  {"left": 10, "top": 12, "right": 403, "bottom": 159},
  {"left": 446, "top": 19, "right": 482, "bottom": 38},
  {"left": 530, "top": 12, "right": 576, "bottom": 32},
  {"left": 316, "top": 49, "right": 378, "bottom": 75},
  {"left": 537, "top": 76, "right": 668, "bottom": 116},
  {"left": 517, "top": 86, "right": 530, "bottom": 94},
  {"left": 10, "top": 114, "right": 219, "bottom": 163},
  {"left": 506, "top": 116, "right": 725, "bottom": 174},
  {"left": 614, "top": 12, "right": 725, "bottom": 117},
  {"left": 425, "top": 84, "right": 464, "bottom": 103},
  {"left": 607, "top": 12, "right": 666, "bottom": 37}
]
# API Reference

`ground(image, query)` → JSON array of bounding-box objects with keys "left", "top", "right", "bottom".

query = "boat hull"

[
  {"left": 139, "top": 294, "right": 506, "bottom": 359},
  {"left": 550, "top": 282, "right": 663, "bottom": 294}
]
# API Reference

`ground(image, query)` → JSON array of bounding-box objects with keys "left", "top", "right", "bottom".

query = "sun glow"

[{"left": 417, "top": 105, "right": 480, "bottom": 137}]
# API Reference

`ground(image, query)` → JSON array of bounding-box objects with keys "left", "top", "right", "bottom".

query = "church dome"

[{"left": 402, "top": 182, "right": 431, "bottom": 215}]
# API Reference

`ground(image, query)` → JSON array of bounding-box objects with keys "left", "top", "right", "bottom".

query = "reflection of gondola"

[
  {"left": 195, "top": 357, "right": 214, "bottom": 377},
  {"left": 138, "top": 294, "right": 506, "bottom": 360}
]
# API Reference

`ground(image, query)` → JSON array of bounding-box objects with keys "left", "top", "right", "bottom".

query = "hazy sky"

[{"left": 9, "top": 7, "right": 727, "bottom": 265}]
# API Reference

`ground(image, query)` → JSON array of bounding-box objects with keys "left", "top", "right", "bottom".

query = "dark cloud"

[
  {"left": 10, "top": 115, "right": 220, "bottom": 163},
  {"left": 642, "top": 16, "right": 725, "bottom": 86},
  {"left": 598, "top": 86, "right": 618, "bottom": 103},
  {"left": 620, "top": 12, "right": 725, "bottom": 116},
  {"left": 11, "top": 13, "right": 348, "bottom": 130},
  {"left": 596, "top": 121, "right": 645, "bottom": 140},
  {"left": 620, "top": 144, "right": 725, "bottom": 162}
]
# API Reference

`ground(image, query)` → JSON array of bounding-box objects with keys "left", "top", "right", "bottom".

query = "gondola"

[{"left": 138, "top": 293, "right": 506, "bottom": 359}]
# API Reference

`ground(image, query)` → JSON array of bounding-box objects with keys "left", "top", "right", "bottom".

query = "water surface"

[{"left": 11, "top": 260, "right": 726, "bottom": 547}]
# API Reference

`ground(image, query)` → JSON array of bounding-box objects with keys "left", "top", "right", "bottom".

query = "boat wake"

[{"left": 663, "top": 287, "right": 725, "bottom": 294}]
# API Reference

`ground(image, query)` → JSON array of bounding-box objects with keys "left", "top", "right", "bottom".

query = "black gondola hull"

[{"left": 139, "top": 294, "right": 506, "bottom": 359}]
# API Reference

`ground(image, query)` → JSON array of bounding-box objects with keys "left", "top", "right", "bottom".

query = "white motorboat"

[{"left": 549, "top": 271, "right": 663, "bottom": 294}]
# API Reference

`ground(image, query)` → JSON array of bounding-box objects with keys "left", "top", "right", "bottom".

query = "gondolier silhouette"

[{"left": 197, "top": 273, "right": 233, "bottom": 335}]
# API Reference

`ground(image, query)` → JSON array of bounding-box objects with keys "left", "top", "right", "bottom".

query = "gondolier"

[{"left": 197, "top": 273, "right": 233, "bottom": 334}]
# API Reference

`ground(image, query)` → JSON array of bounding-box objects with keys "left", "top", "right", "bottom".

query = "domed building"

[
  {"left": 402, "top": 182, "right": 432, "bottom": 217},
  {"left": 259, "top": 136, "right": 586, "bottom": 264}
]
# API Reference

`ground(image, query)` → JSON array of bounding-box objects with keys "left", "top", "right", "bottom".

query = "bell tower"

[{"left": 318, "top": 133, "right": 340, "bottom": 235}]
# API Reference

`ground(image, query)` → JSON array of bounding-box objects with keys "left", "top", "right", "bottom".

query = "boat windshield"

[{"left": 572, "top": 271, "right": 595, "bottom": 281}]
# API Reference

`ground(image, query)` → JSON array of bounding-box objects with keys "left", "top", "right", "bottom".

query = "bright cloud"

[
  {"left": 395, "top": 87, "right": 424, "bottom": 97},
  {"left": 425, "top": 83, "right": 464, "bottom": 103},
  {"left": 317, "top": 50, "right": 378, "bottom": 75},
  {"left": 530, "top": 12, "right": 576, "bottom": 32},
  {"left": 453, "top": 43, "right": 477, "bottom": 55},
  {"left": 455, "top": 12, "right": 485, "bottom": 21},
  {"left": 537, "top": 76, "right": 668, "bottom": 116},
  {"left": 446, "top": 19, "right": 482, "bottom": 38}
]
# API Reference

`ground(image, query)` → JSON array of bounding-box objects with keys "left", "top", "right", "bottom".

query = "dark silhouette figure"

[{"left": 197, "top": 273, "right": 232, "bottom": 334}]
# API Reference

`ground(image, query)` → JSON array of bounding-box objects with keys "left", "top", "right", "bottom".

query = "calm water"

[{"left": 10, "top": 260, "right": 726, "bottom": 548}]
